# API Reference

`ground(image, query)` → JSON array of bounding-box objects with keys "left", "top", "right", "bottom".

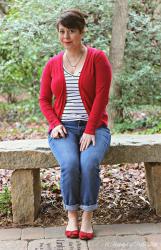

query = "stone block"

[
  {"left": 145, "top": 163, "right": 161, "bottom": 216},
  {"left": 134, "top": 223, "right": 161, "bottom": 235},
  {"left": 0, "top": 241, "right": 27, "bottom": 250},
  {"left": 94, "top": 223, "right": 161, "bottom": 236},
  {"left": 28, "top": 239, "right": 88, "bottom": 250},
  {"left": 11, "top": 169, "right": 41, "bottom": 224},
  {"left": 21, "top": 227, "right": 44, "bottom": 240},
  {"left": 145, "top": 234, "right": 161, "bottom": 250},
  {"left": 93, "top": 224, "right": 138, "bottom": 236},
  {"left": 0, "top": 135, "right": 161, "bottom": 169},
  {"left": 0, "top": 228, "right": 21, "bottom": 240},
  {"left": 88, "top": 235, "right": 147, "bottom": 250},
  {"left": 44, "top": 226, "right": 65, "bottom": 238}
]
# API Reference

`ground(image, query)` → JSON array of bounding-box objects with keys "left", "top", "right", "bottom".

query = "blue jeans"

[{"left": 48, "top": 120, "right": 111, "bottom": 212}]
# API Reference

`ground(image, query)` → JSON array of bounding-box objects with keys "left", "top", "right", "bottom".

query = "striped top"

[{"left": 61, "top": 67, "right": 88, "bottom": 122}]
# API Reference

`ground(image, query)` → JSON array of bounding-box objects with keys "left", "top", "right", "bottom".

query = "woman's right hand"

[{"left": 50, "top": 124, "right": 67, "bottom": 139}]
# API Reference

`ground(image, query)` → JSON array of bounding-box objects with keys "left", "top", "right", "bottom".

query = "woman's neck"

[{"left": 65, "top": 44, "right": 85, "bottom": 58}]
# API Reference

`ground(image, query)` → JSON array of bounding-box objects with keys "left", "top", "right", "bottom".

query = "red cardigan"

[{"left": 39, "top": 46, "right": 112, "bottom": 135}]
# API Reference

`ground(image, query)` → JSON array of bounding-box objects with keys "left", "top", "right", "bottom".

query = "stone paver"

[
  {"left": 94, "top": 224, "right": 138, "bottom": 236},
  {"left": 88, "top": 235, "right": 147, "bottom": 250},
  {"left": 21, "top": 227, "right": 44, "bottom": 240},
  {"left": 0, "top": 240, "right": 27, "bottom": 250},
  {"left": 45, "top": 226, "right": 65, "bottom": 239},
  {"left": 94, "top": 223, "right": 161, "bottom": 236},
  {"left": 135, "top": 223, "right": 161, "bottom": 235},
  {"left": 28, "top": 239, "right": 88, "bottom": 250},
  {"left": 0, "top": 224, "right": 161, "bottom": 250},
  {"left": 145, "top": 234, "right": 161, "bottom": 250},
  {"left": 0, "top": 228, "right": 21, "bottom": 240}
]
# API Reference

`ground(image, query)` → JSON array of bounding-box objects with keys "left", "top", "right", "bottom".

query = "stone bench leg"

[
  {"left": 144, "top": 162, "right": 161, "bottom": 216},
  {"left": 11, "top": 169, "right": 41, "bottom": 224}
]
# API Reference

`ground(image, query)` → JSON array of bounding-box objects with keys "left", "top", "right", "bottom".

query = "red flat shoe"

[
  {"left": 65, "top": 229, "right": 79, "bottom": 238},
  {"left": 79, "top": 230, "right": 94, "bottom": 240}
]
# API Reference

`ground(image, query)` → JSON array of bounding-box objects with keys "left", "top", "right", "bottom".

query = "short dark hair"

[{"left": 56, "top": 9, "right": 88, "bottom": 33}]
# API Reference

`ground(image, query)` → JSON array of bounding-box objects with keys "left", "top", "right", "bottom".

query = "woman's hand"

[
  {"left": 51, "top": 124, "right": 67, "bottom": 139},
  {"left": 80, "top": 133, "right": 95, "bottom": 151}
]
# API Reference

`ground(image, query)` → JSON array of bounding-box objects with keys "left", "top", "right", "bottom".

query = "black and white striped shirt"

[{"left": 61, "top": 67, "right": 88, "bottom": 122}]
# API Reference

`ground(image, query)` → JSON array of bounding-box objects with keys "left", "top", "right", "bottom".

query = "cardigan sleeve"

[
  {"left": 84, "top": 50, "right": 112, "bottom": 135},
  {"left": 39, "top": 59, "right": 62, "bottom": 130}
]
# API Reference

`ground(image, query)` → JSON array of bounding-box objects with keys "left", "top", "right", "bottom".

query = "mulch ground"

[
  {"left": 1, "top": 163, "right": 161, "bottom": 228},
  {"left": 0, "top": 113, "right": 161, "bottom": 228}
]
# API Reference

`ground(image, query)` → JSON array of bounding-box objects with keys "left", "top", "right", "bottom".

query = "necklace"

[{"left": 65, "top": 48, "right": 84, "bottom": 68}]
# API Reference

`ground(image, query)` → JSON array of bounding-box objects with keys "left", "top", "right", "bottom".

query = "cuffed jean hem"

[
  {"left": 63, "top": 203, "right": 80, "bottom": 211},
  {"left": 80, "top": 204, "right": 98, "bottom": 211}
]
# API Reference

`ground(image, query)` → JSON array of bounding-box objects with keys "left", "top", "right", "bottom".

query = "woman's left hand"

[{"left": 80, "top": 133, "right": 96, "bottom": 151}]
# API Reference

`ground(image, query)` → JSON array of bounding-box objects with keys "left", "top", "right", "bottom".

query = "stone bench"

[{"left": 0, "top": 134, "right": 161, "bottom": 224}]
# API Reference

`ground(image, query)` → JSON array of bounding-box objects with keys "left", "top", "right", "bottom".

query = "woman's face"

[{"left": 58, "top": 24, "right": 84, "bottom": 49}]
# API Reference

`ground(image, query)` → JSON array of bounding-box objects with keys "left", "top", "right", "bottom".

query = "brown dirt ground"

[{"left": 1, "top": 163, "right": 161, "bottom": 229}]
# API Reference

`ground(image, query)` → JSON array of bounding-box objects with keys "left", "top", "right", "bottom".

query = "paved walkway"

[{"left": 0, "top": 223, "right": 161, "bottom": 250}]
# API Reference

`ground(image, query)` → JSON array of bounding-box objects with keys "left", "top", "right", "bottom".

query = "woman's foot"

[
  {"left": 65, "top": 210, "right": 79, "bottom": 238},
  {"left": 79, "top": 211, "right": 94, "bottom": 240}
]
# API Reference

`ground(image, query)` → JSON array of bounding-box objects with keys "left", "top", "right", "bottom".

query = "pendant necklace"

[{"left": 65, "top": 48, "right": 84, "bottom": 68}]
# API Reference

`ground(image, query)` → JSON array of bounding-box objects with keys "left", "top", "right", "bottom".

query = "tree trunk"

[
  {"left": 108, "top": 0, "right": 128, "bottom": 129},
  {"left": 0, "top": 1, "right": 9, "bottom": 18}
]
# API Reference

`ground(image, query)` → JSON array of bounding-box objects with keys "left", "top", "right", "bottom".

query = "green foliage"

[
  {"left": 0, "top": 186, "right": 12, "bottom": 216},
  {"left": 0, "top": 98, "right": 42, "bottom": 123},
  {"left": 41, "top": 179, "right": 60, "bottom": 192},
  {"left": 114, "top": 118, "right": 161, "bottom": 134},
  {"left": 0, "top": 0, "right": 112, "bottom": 102},
  {"left": 113, "top": 105, "right": 161, "bottom": 134},
  {"left": 120, "top": 0, "right": 161, "bottom": 106},
  {"left": 0, "top": 0, "right": 160, "bottom": 133}
]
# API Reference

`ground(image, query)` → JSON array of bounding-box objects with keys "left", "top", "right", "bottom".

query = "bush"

[
  {"left": 0, "top": 0, "right": 160, "bottom": 122},
  {"left": 0, "top": 186, "right": 12, "bottom": 216}
]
